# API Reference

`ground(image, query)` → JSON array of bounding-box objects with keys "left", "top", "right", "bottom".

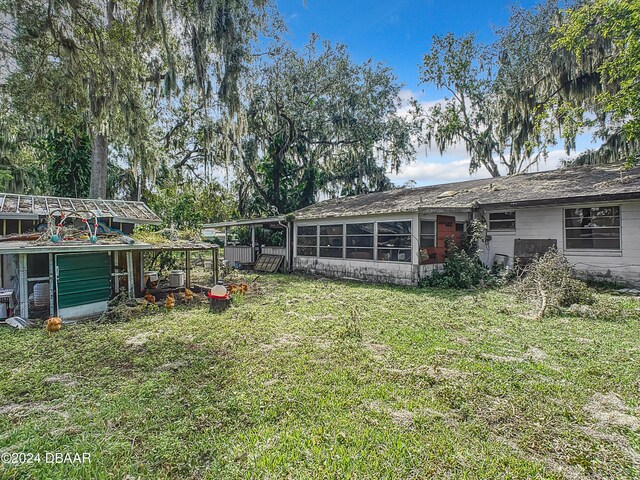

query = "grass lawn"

[{"left": 0, "top": 274, "right": 639, "bottom": 479}]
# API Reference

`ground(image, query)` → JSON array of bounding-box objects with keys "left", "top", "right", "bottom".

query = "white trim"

[{"left": 59, "top": 300, "right": 108, "bottom": 319}]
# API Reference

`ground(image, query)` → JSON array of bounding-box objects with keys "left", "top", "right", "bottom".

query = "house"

[
  {"left": 206, "top": 164, "right": 640, "bottom": 286},
  {"left": 0, "top": 193, "right": 218, "bottom": 321}
]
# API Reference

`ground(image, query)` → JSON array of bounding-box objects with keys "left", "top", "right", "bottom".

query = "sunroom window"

[
  {"left": 319, "top": 224, "right": 344, "bottom": 258},
  {"left": 346, "top": 223, "right": 374, "bottom": 260},
  {"left": 296, "top": 225, "right": 317, "bottom": 256},
  {"left": 377, "top": 221, "right": 411, "bottom": 262},
  {"left": 420, "top": 221, "right": 436, "bottom": 248},
  {"left": 565, "top": 206, "right": 620, "bottom": 250}
]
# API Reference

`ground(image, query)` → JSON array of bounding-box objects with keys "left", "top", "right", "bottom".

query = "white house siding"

[{"left": 478, "top": 200, "right": 640, "bottom": 285}]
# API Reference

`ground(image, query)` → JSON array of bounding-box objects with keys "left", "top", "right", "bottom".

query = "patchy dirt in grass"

[
  {"left": 157, "top": 361, "right": 188, "bottom": 372},
  {"left": 580, "top": 426, "right": 640, "bottom": 467},
  {"left": 42, "top": 373, "right": 78, "bottom": 387},
  {"left": 388, "top": 409, "right": 414, "bottom": 428},
  {"left": 125, "top": 332, "right": 155, "bottom": 348},
  {"left": 524, "top": 346, "right": 548, "bottom": 361},
  {"left": 258, "top": 334, "right": 301, "bottom": 353},
  {"left": 383, "top": 364, "right": 464, "bottom": 381},
  {"left": 0, "top": 401, "right": 69, "bottom": 420},
  {"left": 481, "top": 353, "right": 524, "bottom": 363},
  {"left": 584, "top": 392, "right": 640, "bottom": 430},
  {"left": 481, "top": 347, "right": 549, "bottom": 364},
  {"left": 492, "top": 434, "right": 586, "bottom": 480},
  {"left": 365, "top": 342, "right": 391, "bottom": 360}
]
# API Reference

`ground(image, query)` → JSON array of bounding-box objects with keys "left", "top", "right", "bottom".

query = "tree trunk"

[{"left": 90, "top": 133, "right": 108, "bottom": 198}]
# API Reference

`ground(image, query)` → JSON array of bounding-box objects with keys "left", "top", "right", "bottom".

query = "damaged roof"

[
  {"left": 0, "top": 193, "right": 161, "bottom": 224},
  {"left": 293, "top": 164, "right": 640, "bottom": 219}
]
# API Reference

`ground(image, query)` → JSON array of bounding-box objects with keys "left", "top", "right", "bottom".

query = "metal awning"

[
  {"left": 0, "top": 193, "right": 162, "bottom": 225},
  {"left": 203, "top": 216, "right": 287, "bottom": 229}
]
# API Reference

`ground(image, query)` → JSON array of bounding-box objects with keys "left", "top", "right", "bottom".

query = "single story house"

[
  {"left": 0, "top": 193, "right": 218, "bottom": 321},
  {"left": 206, "top": 164, "right": 640, "bottom": 286}
]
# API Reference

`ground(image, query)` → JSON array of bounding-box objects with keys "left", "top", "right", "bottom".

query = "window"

[
  {"left": 565, "top": 206, "right": 620, "bottom": 250},
  {"left": 319, "top": 224, "right": 343, "bottom": 258},
  {"left": 377, "top": 221, "right": 411, "bottom": 262},
  {"left": 296, "top": 225, "right": 317, "bottom": 256},
  {"left": 420, "top": 221, "right": 435, "bottom": 248},
  {"left": 346, "top": 223, "right": 374, "bottom": 260},
  {"left": 489, "top": 212, "right": 516, "bottom": 230}
]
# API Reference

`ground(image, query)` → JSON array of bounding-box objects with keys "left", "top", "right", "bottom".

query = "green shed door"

[{"left": 55, "top": 252, "right": 111, "bottom": 318}]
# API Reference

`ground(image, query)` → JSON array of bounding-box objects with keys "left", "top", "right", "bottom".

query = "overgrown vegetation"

[
  {"left": 0, "top": 274, "right": 638, "bottom": 478},
  {"left": 422, "top": 244, "right": 495, "bottom": 289}
]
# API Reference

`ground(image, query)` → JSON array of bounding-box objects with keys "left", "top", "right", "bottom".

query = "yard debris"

[{"left": 4, "top": 316, "right": 32, "bottom": 329}]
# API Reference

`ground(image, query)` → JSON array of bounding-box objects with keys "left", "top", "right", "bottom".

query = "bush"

[
  {"left": 422, "top": 244, "right": 494, "bottom": 289},
  {"left": 515, "top": 248, "right": 594, "bottom": 319}
]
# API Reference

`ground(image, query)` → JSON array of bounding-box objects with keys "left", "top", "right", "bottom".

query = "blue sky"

[{"left": 276, "top": 0, "right": 591, "bottom": 186}]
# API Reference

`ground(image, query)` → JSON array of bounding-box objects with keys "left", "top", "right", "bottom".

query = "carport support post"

[
  {"left": 212, "top": 247, "right": 218, "bottom": 284},
  {"left": 185, "top": 250, "right": 191, "bottom": 288},
  {"left": 48, "top": 254, "right": 54, "bottom": 317},
  {"left": 18, "top": 253, "right": 28, "bottom": 320},
  {"left": 251, "top": 226, "right": 256, "bottom": 263},
  {"left": 125, "top": 251, "right": 134, "bottom": 298}
]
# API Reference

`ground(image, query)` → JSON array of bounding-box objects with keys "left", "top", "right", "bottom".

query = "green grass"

[{"left": 0, "top": 274, "right": 639, "bottom": 479}]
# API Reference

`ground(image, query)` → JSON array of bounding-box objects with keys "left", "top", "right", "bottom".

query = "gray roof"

[
  {"left": 293, "top": 164, "right": 640, "bottom": 219},
  {"left": 0, "top": 193, "right": 161, "bottom": 224}
]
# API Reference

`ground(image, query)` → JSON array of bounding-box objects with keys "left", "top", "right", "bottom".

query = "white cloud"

[{"left": 389, "top": 148, "right": 580, "bottom": 186}]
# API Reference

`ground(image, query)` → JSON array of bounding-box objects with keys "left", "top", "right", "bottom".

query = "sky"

[{"left": 276, "top": 0, "right": 593, "bottom": 186}]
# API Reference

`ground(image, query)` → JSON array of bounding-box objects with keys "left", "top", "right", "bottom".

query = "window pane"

[
  {"left": 565, "top": 216, "right": 620, "bottom": 227},
  {"left": 296, "top": 247, "right": 316, "bottom": 256},
  {"left": 455, "top": 222, "right": 465, "bottom": 232},
  {"left": 377, "top": 248, "right": 411, "bottom": 262},
  {"left": 377, "top": 235, "right": 411, "bottom": 248},
  {"left": 489, "top": 220, "right": 515, "bottom": 230},
  {"left": 420, "top": 221, "right": 435, "bottom": 235},
  {"left": 346, "top": 248, "right": 374, "bottom": 260},
  {"left": 319, "top": 224, "right": 343, "bottom": 235},
  {"left": 319, "top": 247, "right": 343, "bottom": 258},
  {"left": 298, "top": 236, "right": 317, "bottom": 246},
  {"left": 566, "top": 238, "right": 620, "bottom": 250},
  {"left": 378, "top": 221, "right": 411, "bottom": 235},
  {"left": 420, "top": 236, "right": 435, "bottom": 248},
  {"left": 297, "top": 225, "right": 317, "bottom": 236},
  {"left": 346, "top": 236, "right": 373, "bottom": 247},
  {"left": 566, "top": 228, "right": 620, "bottom": 239},
  {"left": 489, "top": 212, "right": 515, "bottom": 221},
  {"left": 319, "top": 235, "right": 343, "bottom": 247},
  {"left": 346, "top": 223, "right": 374, "bottom": 235}
]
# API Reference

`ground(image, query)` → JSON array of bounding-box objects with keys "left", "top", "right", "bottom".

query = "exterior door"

[
  {"left": 435, "top": 215, "right": 457, "bottom": 263},
  {"left": 55, "top": 252, "right": 111, "bottom": 318}
]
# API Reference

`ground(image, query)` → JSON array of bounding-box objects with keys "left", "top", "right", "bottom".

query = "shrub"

[
  {"left": 515, "top": 248, "right": 594, "bottom": 319},
  {"left": 422, "top": 244, "right": 494, "bottom": 289}
]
